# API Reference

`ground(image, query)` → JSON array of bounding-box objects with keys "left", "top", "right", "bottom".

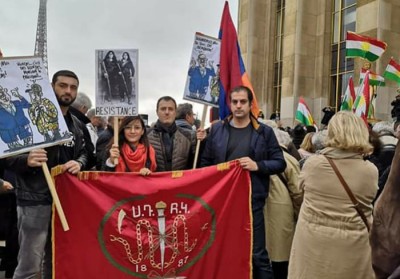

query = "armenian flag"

[
  {"left": 384, "top": 57, "right": 400, "bottom": 84},
  {"left": 346, "top": 31, "right": 387, "bottom": 62},
  {"left": 218, "top": 1, "right": 259, "bottom": 119}
]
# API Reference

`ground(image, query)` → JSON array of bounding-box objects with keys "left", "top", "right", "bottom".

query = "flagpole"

[
  {"left": 113, "top": 117, "right": 119, "bottom": 165},
  {"left": 335, "top": 2, "right": 343, "bottom": 110}
]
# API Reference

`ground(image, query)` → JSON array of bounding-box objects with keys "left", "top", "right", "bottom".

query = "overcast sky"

[{"left": 0, "top": 0, "right": 239, "bottom": 124}]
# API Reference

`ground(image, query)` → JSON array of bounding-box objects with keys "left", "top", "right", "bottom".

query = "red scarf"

[{"left": 116, "top": 143, "right": 157, "bottom": 172}]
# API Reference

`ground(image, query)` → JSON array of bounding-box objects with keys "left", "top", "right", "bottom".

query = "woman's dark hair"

[
  {"left": 122, "top": 52, "right": 131, "bottom": 61},
  {"left": 104, "top": 50, "right": 117, "bottom": 62},
  {"left": 106, "top": 116, "right": 150, "bottom": 151}
]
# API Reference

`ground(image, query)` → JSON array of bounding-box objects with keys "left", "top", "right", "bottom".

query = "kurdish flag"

[
  {"left": 218, "top": 1, "right": 259, "bottom": 119},
  {"left": 295, "top": 97, "right": 316, "bottom": 126},
  {"left": 360, "top": 68, "right": 385, "bottom": 86},
  {"left": 384, "top": 57, "right": 400, "bottom": 84},
  {"left": 346, "top": 31, "right": 387, "bottom": 62},
  {"left": 340, "top": 77, "right": 356, "bottom": 111},
  {"left": 353, "top": 71, "right": 370, "bottom": 122}
]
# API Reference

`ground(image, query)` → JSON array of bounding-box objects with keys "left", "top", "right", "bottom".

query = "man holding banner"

[
  {"left": 148, "top": 96, "right": 205, "bottom": 171},
  {"left": 200, "top": 85, "right": 286, "bottom": 279},
  {"left": 5, "top": 70, "right": 91, "bottom": 279}
]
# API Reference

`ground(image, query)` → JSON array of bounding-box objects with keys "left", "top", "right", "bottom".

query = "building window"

[
  {"left": 273, "top": 0, "right": 285, "bottom": 112},
  {"left": 330, "top": 0, "right": 356, "bottom": 109}
]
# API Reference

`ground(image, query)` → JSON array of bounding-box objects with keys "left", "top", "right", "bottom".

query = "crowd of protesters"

[{"left": 0, "top": 76, "right": 400, "bottom": 279}]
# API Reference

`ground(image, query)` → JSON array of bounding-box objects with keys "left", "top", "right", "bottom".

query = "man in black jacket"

[
  {"left": 200, "top": 86, "right": 286, "bottom": 279},
  {"left": 5, "top": 70, "right": 91, "bottom": 279}
]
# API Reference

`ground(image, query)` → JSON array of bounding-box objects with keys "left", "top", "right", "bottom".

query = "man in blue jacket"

[{"left": 200, "top": 85, "right": 286, "bottom": 279}]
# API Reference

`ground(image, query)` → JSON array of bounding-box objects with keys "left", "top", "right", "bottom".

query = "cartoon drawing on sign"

[
  {"left": 188, "top": 53, "right": 216, "bottom": 100},
  {"left": 183, "top": 33, "right": 220, "bottom": 107},
  {"left": 0, "top": 85, "right": 33, "bottom": 150},
  {"left": 209, "top": 64, "right": 220, "bottom": 105},
  {"left": 0, "top": 57, "right": 72, "bottom": 158},
  {"left": 27, "top": 83, "right": 61, "bottom": 142}
]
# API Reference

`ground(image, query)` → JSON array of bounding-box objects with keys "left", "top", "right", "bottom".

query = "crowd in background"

[{"left": 0, "top": 77, "right": 400, "bottom": 278}]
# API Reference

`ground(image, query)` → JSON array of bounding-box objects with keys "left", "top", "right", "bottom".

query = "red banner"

[{"left": 53, "top": 161, "right": 252, "bottom": 278}]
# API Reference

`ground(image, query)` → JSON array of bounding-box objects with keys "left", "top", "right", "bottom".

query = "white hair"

[
  {"left": 273, "top": 128, "right": 292, "bottom": 148},
  {"left": 372, "top": 121, "right": 395, "bottom": 136}
]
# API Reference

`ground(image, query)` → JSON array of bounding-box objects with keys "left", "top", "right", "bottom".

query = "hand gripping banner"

[{"left": 52, "top": 161, "right": 252, "bottom": 278}]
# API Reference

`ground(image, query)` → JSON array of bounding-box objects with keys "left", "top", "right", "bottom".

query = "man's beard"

[{"left": 57, "top": 95, "right": 76, "bottom": 107}]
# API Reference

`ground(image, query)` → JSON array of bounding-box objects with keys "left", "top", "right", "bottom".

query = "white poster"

[
  {"left": 184, "top": 33, "right": 221, "bottom": 107},
  {"left": 95, "top": 49, "right": 138, "bottom": 116},
  {"left": 0, "top": 56, "right": 72, "bottom": 158}
]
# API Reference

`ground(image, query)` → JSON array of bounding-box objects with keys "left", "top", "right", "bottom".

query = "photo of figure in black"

[
  {"left": 101, "top": 50, "right": 121, "bottom": 103},
  {"left": 118, "top": 52, "right": 135, "bottom": 105}
]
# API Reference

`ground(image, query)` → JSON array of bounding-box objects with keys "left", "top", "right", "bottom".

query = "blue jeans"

[
  {"left": 252, "top": 207, "right": 274, "bottom": 279},
  {"left": 13, "top": 205, "right": 52, "bottom": 279}
]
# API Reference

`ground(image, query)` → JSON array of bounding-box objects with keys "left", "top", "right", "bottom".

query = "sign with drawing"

[
  {"left": 184, "top": 33, "right": 221, "bottom": 107},
  {"left": 95, "top": 49, "right": 139, "bottom": 116},
  {"left": 0, "top": 56, "right": 72, "bottom": 158}
]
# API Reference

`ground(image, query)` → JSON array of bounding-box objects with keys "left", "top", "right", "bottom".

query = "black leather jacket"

[{"left": 5, "top": 112, "right": 90, "bottom": 205}]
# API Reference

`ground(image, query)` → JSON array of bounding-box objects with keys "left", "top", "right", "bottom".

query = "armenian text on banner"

[{"left": 53, "top": 161, "right": 252, "bottom": 279}]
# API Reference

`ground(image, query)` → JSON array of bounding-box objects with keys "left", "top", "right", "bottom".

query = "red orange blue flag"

[{"left": 218, "top": 1, "right": 259, "bottom": 119}]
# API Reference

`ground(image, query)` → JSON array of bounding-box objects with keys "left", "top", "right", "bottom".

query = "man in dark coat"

[
  {"left": 200, "top": 85, "right": 286, "bottom": 279},
  {"left": 5, "top": 70, "right": 91, "bottom": 279},
  {"left": 371, "top": 141, "right": 400, "bottom": 278}
]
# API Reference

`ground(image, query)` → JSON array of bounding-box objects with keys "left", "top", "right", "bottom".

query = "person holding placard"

[
  {"left": 103, "top": 115, "right": 156, "bottom": 175},
  {"left": 5, "top": 70, "right": 91, "bottom": 279},
  {"left": 147, "top": 96, "right": 205, "bottom": 171}
]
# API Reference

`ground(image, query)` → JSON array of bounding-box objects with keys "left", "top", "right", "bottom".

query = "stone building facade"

[{"left": 237, "top": 0, "right": 400, "bottom": 126}]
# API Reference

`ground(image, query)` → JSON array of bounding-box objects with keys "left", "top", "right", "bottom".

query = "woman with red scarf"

[{"left": 104, "top": 116, "right": 156, "bottom": 175}]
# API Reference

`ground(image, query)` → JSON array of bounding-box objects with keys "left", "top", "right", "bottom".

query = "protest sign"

[
  {"left": 95, "top": 49, "right": 139, "bottom": 116},
  {"left": 184, "top": 33, "right": 221, "bottom": 107},
  {"left": 0, "top": 56, "right": 72, "bottom": 158}
]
